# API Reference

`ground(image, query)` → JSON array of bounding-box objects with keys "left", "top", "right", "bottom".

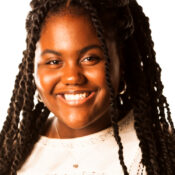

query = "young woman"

[{"left": 0, "top": 0, "right": 174, "bottom": 174}]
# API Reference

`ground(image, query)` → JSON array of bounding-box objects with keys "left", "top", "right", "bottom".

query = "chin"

[{"left": 58, "top": 109, "right": 95, "bottom": 129}]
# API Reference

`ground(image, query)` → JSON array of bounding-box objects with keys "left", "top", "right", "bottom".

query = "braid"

[
  {"left": 10, "top": 1, "right": 54, "bottom": 173},
  {"left": 124, "top": 36, "right": 157, "bottom": 174},
  {"left": 0, "top": 50, "right": 27, "bottom": 147},
  {"left": 125, "top": 1, "right": 175, "bottom": 174},
  {"left": 0, "top": 51, "right": 27, "bottom": 174}
]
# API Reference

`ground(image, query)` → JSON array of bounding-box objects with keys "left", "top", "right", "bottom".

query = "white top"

[{"left": 17, "top": 111, "right": 146, "bottom": 175}]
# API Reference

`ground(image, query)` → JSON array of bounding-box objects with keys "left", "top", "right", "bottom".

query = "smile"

[
  {"left": 64, "top": 92, "right": 90, "bottom": 100},
  {"left": 56, "top": 91, "right": 96, "bottom": 106}
]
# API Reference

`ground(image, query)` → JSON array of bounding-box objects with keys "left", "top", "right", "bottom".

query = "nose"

[{"left": 61, "top": 66, "right": 86, "bottom": 86}]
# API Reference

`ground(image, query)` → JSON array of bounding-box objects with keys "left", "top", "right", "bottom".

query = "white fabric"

[{"left": 17, "top": 111, "right": 146, "bottom": 175}]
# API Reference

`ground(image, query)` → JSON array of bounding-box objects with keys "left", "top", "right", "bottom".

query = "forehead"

[
  {"left": 39, "top": 13, "right": 101, "bottom": 50},
  {"left": 43, "top": 12, "right": 93, "bottom": 33}
]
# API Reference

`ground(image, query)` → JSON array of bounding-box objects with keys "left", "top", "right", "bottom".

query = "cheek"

[
  {"left": 85, "top": 64, "right": 110, "bottom": 105},
  {"left": 85, "top": 63, "right": 107, "bottom": 88},
  {"left": 34, "top": 67, "right": 61, "bottom": 93}
]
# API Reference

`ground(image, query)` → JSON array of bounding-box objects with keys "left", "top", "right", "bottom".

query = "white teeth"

[{"left": 64, "top": 93, "right": 89, "bottom": 100}]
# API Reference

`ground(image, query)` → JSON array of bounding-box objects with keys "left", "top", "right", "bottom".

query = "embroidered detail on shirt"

[
  {"left": 39, "top": 127, "right": 114, "bottom": 149},
  {"left": 45, "top": 172, "right": 105, "bottom": 175},
  {"left": 73, "top": 164, "right": 79, "bottom": 168}
]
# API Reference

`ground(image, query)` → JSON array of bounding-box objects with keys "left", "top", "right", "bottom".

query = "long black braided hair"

[{"left": 0, "top": 0, "right": 174, "bottom": 174}]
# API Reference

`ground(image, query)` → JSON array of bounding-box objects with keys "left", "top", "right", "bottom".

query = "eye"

[
  {"left": 81, "top": 56, "right": 101, "bottom": 65},
  {"left": 46, "top": 59, "right": 62, "bottom": 65}
]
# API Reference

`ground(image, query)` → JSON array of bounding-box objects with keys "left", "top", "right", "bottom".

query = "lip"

[{"left": 56, "top": 90, "right": 97, "bottom": 106}]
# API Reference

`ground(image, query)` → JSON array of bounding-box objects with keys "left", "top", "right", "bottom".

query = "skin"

[{"left": 34, "top": 11, "right": 120, "bottom": 139}]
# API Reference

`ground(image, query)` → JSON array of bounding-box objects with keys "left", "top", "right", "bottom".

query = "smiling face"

[{"left": 34, "top": 11, "right": 120, "bottom": 137}]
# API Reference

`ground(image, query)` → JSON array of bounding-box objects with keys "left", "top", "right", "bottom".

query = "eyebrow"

[{"left": 41, "top": 45, "right": 103, "bottom": 57}]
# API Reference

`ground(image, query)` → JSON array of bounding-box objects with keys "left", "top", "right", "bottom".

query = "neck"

[{"left": 45, "top": 110, "right": 112, "bottom": 139}]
